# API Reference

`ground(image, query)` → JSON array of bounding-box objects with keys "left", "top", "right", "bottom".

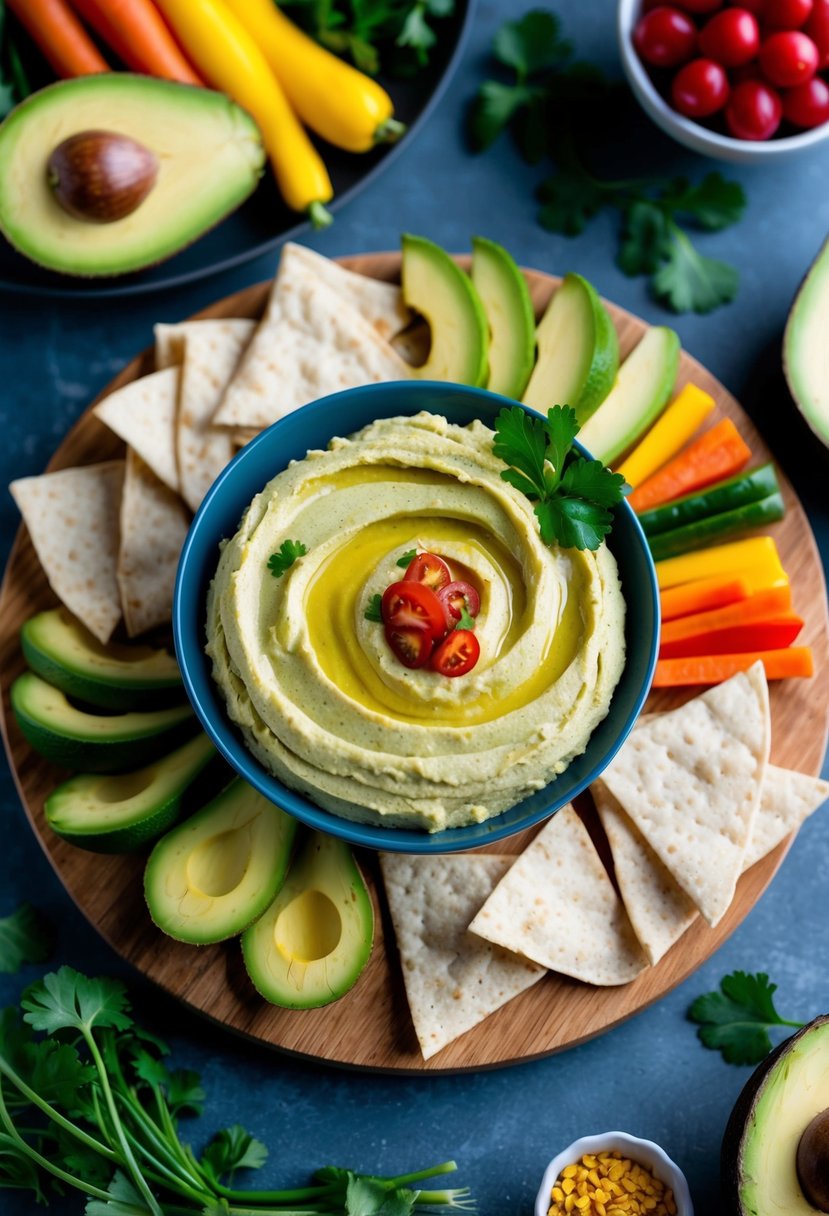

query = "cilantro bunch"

[
  {"left": 469, "top": 10, "right": 747, "bottom": 314},
  {"left": 689, "top": 971, "right": 805, "bottom": 1065},
  {"left": 494, "top": 405, "right": 628, "bottom": 551},
  {"left": 279, "top": 0, "right": 456, "bottom": 76},
  {"left": 0, "top": 966, "right": 474, "bottom": 1213}
]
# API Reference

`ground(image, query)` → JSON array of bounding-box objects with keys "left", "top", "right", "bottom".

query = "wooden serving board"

[{"left": 1, "top": 255, "right": 828, "bottom": 1074}]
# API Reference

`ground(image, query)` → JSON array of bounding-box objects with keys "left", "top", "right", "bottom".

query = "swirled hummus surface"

[{"left": 206, "top": 412, "right": 626, "bottom": 831}]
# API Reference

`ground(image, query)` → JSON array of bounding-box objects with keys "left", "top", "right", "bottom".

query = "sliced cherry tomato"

[
  {"left": 438, "top": 580, "right": 481, "bottom": 622},
  {"left": 671, "top": 57, "right": 731, "bottom": 115},
  {"left": 782, "top": 73, "right": 829, "bottom": 122},
  {"left": 726, "top": 77, "right": 783, "bottom": 135},
  {"left": 699, "top": 7, "right": 760, "bottom": 64},
  {"left": 430, "top": 629, "right": 481, "bottom": 678},
  {"left": 381, "top": 581, "right": 447, "bottom": 640},
  {"left": 763, "top": 0, "right": 813, "bottom": 27},
  {"left": 634, "top": 6, "right": 698, "bottom": 67},
  {"left": 805, "top": 0, "right": 829, "bottom": 66},
  {"left": 403, "top": 551, "right": 451, "bottom": 592},
  {"left": 385, "top": 625, "right": 433, "bottom": 669},
  {"left": 759, "top": 29, "right": 819, "bottom": 85}
]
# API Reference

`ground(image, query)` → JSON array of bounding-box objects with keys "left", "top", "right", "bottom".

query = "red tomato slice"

[
  {"left": 438, "top": 580, "right": 481, "bottom": 621},
  {"left": 430, "top": 629, "right": 481, "bottom": 677},
  {"left": 385, "top": 625, "right": 433, "bottom": 669},
  {"left": 381, "top": 581, "right": 447, "bottom": 639},
  {"left": 403, "top": 552, "right": 452, "bottom": 591}
]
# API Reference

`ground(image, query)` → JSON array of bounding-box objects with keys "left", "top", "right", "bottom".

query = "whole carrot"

[
  {"left": 69, "top": 0, "right": 202, "bottom": 84},
  {"left": 8, "top": 0, "right": 109, "bottom": 76}
]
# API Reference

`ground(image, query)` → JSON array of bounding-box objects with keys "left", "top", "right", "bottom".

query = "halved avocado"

[
  {"left": 144, "top": 779, "right": 297, "bottom": 945},
  {"left": 11, "top": 672, "right": 195, "bottom": 772},
  {"left": 522, "top": 272, "right": 619, "bottom": 425},
  {"left": 242, "top": 832, "right": 374, "bottom": 1009},
  {"left": 722, "top": 1016, "right": 829, "bottom": 1216},
  {"left": 401, "top": 234, "right": 488, "bottom": 386},
  {"left": 22, "top": 609, "right": 182, "bottom": 711},
  {"left": 0, "top": 75, "right": 264, "bottom": 277},
  {"left": 45, "top": 733, "right": 215, "bottom": 854},
  {"left": 784, "top": 236, "right": 829, "bottom": 451},
  {"left": 471, "top": 236, "right": 535, "bottom": 400}
]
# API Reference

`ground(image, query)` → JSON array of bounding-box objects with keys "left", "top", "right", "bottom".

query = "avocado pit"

[
  {"left": 47, "top": 130, "right": 159, "bottom": 223},
  {"left": 798, "top": 1109, "right": 829, "bottom": 1211}
]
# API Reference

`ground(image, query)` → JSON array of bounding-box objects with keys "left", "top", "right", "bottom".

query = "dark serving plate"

[{"left": 0, "top": 1, "right": 472, "bottom": 299}]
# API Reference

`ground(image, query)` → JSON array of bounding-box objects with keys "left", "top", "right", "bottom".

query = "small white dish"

[
  {"left": 617, "top": 0, "right": 829, "bottom": 163},
  {"left": 534, "top": 1130, "right": 694, "bottom": 1216}
]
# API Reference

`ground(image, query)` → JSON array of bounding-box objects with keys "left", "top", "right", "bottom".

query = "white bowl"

[
  {"left": 617, "top": 0, "right": 829, "bottom": 163},
  {"left": 534, "top": 1131, "right": 694, "bottom": 1216}
]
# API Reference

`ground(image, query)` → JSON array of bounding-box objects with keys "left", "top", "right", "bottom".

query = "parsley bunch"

[
  {"left": 689, "top": 971, "right": 805, "bottom": 1065},
  {"left": 0, "top": 966, "right": 475, "bottom": 1212},
  {"left": 469, "top": 10, "right": 747, "bottom": 314},
  {"left": 279, "top": 0, "right": 456, "bottom": 76},
  {"left": 494, "top": 405, "right": 628, "bottom": 551}
]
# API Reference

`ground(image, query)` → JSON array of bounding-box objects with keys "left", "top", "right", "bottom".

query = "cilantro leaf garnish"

[
  {"left": 267, "top": 539, "right": 307, "bottom": 579},
  {"left": 494, "top": 405, "right": 628, "bottom": 551},
  {"left": 281, "top": 0, "right": 455, "bottom": 76},
  {"left": 0, "top": 904, "right": 54, "bottom": 974},
  {"left": 651, "top": 230, "right": 740, "bottom": 315},
  {"left": 22, "top": 969, "right": 132, "bottom": 1037},
  {"left": 689, "top": 971, "right": 805, "bottom": 1065},
  {"left": 455, "top": 605, "right": 476, "bottom": 631},
  {"left": 201, "top": 1124, "right": 268, "bottom": 1183},
  {"left": 396, "top": 548, "right": 418, "bottom": 568},
  {"left": 364, "top": 593, "right": 383, "bottom": 622}
]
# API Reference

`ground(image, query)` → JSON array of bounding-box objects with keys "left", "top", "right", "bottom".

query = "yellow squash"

[
  {"left": 154, "top": 0, "right": 333, "bottom": 222},
  {"left": 222, "top": 0, "right": 403, "bottom": 153}
]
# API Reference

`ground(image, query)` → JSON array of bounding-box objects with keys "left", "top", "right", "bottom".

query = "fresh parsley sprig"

[
  {"left": 365, "top": 593, "right": 384, "bottom": 622},
  {"left": 280, "top": 0, "right": 456, "bottom": 76},
  {"left": 0, "top": 904, "right": 53, "bottom": 975},
  {"left": 469, "top": 10, "right": 746, "bottom": 314},
  {"left": 689, "top": 971, "right": 805, "bottom": 1066},
  {"left": 493, "top": 405, "right": 628, "bottom": 551},
  {"left": 397, "top": 548, "right": 418, "bottom": 568},
  {"left": 267, "top": 539, "right": 307, "bottom": 578}
]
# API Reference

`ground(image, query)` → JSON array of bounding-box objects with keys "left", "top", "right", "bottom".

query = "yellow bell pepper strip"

[
  {"left": 221, "top": 0, "right": 403, "bottom": 153},
  {"left": 617, "top": 383, "right": 715, "bottom": 488},
  {"left": 655, "top": 536, "right": 786, "bottom": 590},
  {"left": 153, "top": 0, "right": 333, "bottom": 225}
]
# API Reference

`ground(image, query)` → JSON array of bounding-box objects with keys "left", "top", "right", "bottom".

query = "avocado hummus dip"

[{"left": 206, "top": 411, "right": 626, "bottom": 831}]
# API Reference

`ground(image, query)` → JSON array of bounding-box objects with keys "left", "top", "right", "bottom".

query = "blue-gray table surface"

[{"left": 1, "top": 3, "right": 828, "bottom": 1213}]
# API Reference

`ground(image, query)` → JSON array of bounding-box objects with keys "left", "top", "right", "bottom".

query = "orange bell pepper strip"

[
  {"left": 660, "top": 576, "right": 751, "bottom": 622},
  {"left": 653, "top": 648, "right": 814, "bottom": 687},
  {"left": 628, "top": 418, "right": 751, "bottom": 513}
]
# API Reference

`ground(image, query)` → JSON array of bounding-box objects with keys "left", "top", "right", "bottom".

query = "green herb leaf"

[
  {"left": 537, "top": 168, "right": 603, "bottom": 237},
  {"left": 0, "top": 904, "right": 54, "bottom": 974},
  {"left": 544, "top": 406, "right": 579, "bottom": 486},
  {"left": 689, "top": 971, "right": 805, "bottom": 1065},
  {"left": 364, "top": 593, "right": 383, "bottom": 622},
  {"left": 0, "top": 1133, "right": 47, "bottom": 1203},
  {"left": 493, "top": 406, "right": 548, "bottom": 498},
  {"left": 618, "top": 200, "right": 671, "bottom": 277},
  {"left": 492, "top": 10, "right": 571, "bottom": 81},
  {"left": 535, "top": 497, "right": 613, "bottom": 551},
  {"left": 560, "top": 460, "right": 630, "bottom": 508},
  {"left": 166, "top": 1068, "right": 205, "bottom": 1118},
  {"left": 347, "top": 1173, "right": 391, "bottom": 1215},
  {"left": 455, "top": 605, "right": 476, "bottom": 631},
  {"left": 663, "top": 171, "right": 747, "bottom": 232},
  {"left": 267, "top": 539, "right": 307, "bottom": 578},
  {"left": 396, "top": 548, "right": 418, "bottom": 568},
  {"left": 201, "top": 1124, "right": 268, "bottom": 1183},
  {"left": 84, "top": 1171, "right": 152, "bottom": 1215},
  {"left": 21, "top": 968, "right": 132, "bottom": 1037},
  {"left": 652, "top": 230, "right": 739, "bottom": 315},
  {"left": 468, "top": 80, "right": 534, "bottom": 151}
]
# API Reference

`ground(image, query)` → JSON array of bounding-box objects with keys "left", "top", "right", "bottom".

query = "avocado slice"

[
  {"left": 22, "top": 609, "right": 182, "bottom": 711},
  {"left": 11, "top": 671, "right": 195, "bottom": 773},
  {"left": 577, "top": 326, "right": 680, "bottom": 466},
  {"left": 242, "top": 832, "right": 374, "bottom": 1009},
  {"left": 522, "top": 273, "right": 619, "bottom": 425},
  {"left": 471, "top": 236, "right": 535, "bottom": 400},
  {"left": 784, "top": 236, "right": 829, "bottom": 451},
  {"left": 45, "top": 733, "right": 215, "bottom": 854},
  {"left": 145, "top": 778, "right": 297, "bottom": 944},
  {"left": 722, "top": 1016, "right": 829, "bottom": 1216},
  {"left": 0, "top": 75, "right": 264, "bottom": 277},
  {"left": 401, "top": 234, "right": 488, "bottom": 387}
]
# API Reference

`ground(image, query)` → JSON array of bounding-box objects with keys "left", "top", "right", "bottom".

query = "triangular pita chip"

[
  {"left": 282, "top": 243, "right": 410, "bottom": 339},
  {"left": 600, "top": 664, "right": 771, "bottom": 927},
  {"left": 154, "top": 322, "right": 185, "bottom": 371},
  {"left": 380, "top": 853, "right": 544, "bottom": 1060},
  {"left": 94, "top": 367, "right": 179, "bottom": 492},
  {"left": 743, "top": 763, "right": 829, "bottom": 870},
  {"left": 117, "top": 449, "right": 190, "bottom": 636},
  {"left": 11, "top": 461, "right": 124, "bottom": 643},
  {"left": 469, "top": 806, "right": 649, "bottom": 985}
]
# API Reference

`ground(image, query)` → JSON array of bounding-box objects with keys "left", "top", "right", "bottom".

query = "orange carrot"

[
  {"left": 628, "top": 419, "right": 751, "bottom": 514},
  {"left": 653, "top": 647, "right": 814, "bottom": 687},
  {"left": 8, "top": 0, "right": 109, "bottom": 75},
  {"left": 660, "top": 575, "right": 751, "bottom": 622},
  {"left": 661, "top": 585, "right": 794, "bottom": 649},
  {"left": 69, "top": 0, "right": 202, "bottom": 83}
]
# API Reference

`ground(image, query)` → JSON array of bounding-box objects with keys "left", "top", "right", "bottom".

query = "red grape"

[
  {"left": 759, "top": 29, "right": 819, "bottom": 83},
  {"left": 671, "top": 57, "right": 731, "bottom": 114},
  {"left": 699, "top": 8, "right": 761, "bottom": 64},
  {"left": 782, "top": 73, "right": 829, "bottom": 122},
  {"left": 763, "top": 0, "right": 813, "bottom": 27},
  {"left": 805, "top": 0, "right": 829, "bottom": 65},
  {"left": 726, "top": 78, "right": 784, "bottom": 134},
  {"left": 673, "top": 0, "right": 723, "bottom": 10},
  {"left": 634, "top": 6, "right": 699, "bottom": 66}
]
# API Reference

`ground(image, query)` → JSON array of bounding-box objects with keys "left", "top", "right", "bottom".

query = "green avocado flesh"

[
  {"left": 471, "top": 236, "right": 535, "bottom": 400},
  {"left": 0, "top": 75, "right": 264, "bottom": 277},
  {"left": 22, "top": 609, "right": 182, "bottom": 710},
  {"left": 11, "top": 671, "right": 194, "bottom": 772},
  {"left": 242, "top": 831, "right": 374, "bottom": 1009},
  {"left": 45, "top": 733, "right": 215, "bottom": 854},
  {"left": 522, "top": 272, "right": 619, "bottom": 425},
  {"left": 402, "top": 233, "right": 489, "bottom": 387},
  {"left": 784, "top": 236, "right": 829, "bottom": 449},
  {"left": 145, "top": 779, "right": 297, "bottom": 945},
  {"left": 735, "top": 1018, "right": 829, "bottom": 1216}
]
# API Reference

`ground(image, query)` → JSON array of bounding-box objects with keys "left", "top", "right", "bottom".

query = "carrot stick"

[
  {"left": 653, "top": 647, "right": 814, "bottom": 687},
  {"left": 661, "top": 585, "right": 793, "bottom": 647},
  {"left": 8, "top": 0, "right": 109, "bottom": 75},
  {"left": 69, "top": 0, "right": 202, "bottom": 83},
  {"left": 628, "top": 419, "right": 751, "bottom": 513},
  {"left": 660, "top": 576, "right": 751, "bottom": 622}
]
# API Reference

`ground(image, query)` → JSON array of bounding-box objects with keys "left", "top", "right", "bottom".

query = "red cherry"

[
  {"left": 699, "top": 7, "right": 761, "bottom": 65},
  {"left": 805, "top": 0, "right": 829, "bottom": 66},
  {"left": 781, "top": 73, "right": 829, "bottom": 122},
  {"left": 634, "top": 6, "right": 699, "bottom": 67},
  {"left": 671, "top": 57, "right": 731, "bottom": 115},
  {"left": 763, "top": 0, "right": 814, "bottom": 27},
  {"left": 759, "top": 29, "right": 820, "bottom": 85},
  {"left": 726, "top": 78, "right": 784, "bottom": 135}
]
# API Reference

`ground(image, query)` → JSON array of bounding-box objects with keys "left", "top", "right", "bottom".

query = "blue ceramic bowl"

[{"left": 173, "top": 381, "right": 659, "bottom": 853}]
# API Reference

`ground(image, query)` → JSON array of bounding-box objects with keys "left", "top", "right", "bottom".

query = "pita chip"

[
  {"left": 117, "top": 450, "right": 190, "bottom": 636},
  {"left": 469, "top": 806, "right": 649, "bottom": 985},
  {"left": 154, "top": 323, "right": 186, "bottom": 371},
  {"left": 282, "top": 243, "right": 410, "bottom": 338},
  {"left": 94, "top": 367, "right": 180, "bottom": 492},
  {"left": 380, "top": 853, "right": 545, "bottom": 1060},
  {"left": 743, "top": 763, "right": 829, "bottom": 869},
  {"left": 11, "top": 461, "right": 124, "bottom": 643},
  {"left": 600, "top": 664, "right": 771, "bottom": 927}
]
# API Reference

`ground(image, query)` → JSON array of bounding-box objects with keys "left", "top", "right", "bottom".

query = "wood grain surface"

[{"left": 1, "top": 254, "right": 827, "bottom": 1074}]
